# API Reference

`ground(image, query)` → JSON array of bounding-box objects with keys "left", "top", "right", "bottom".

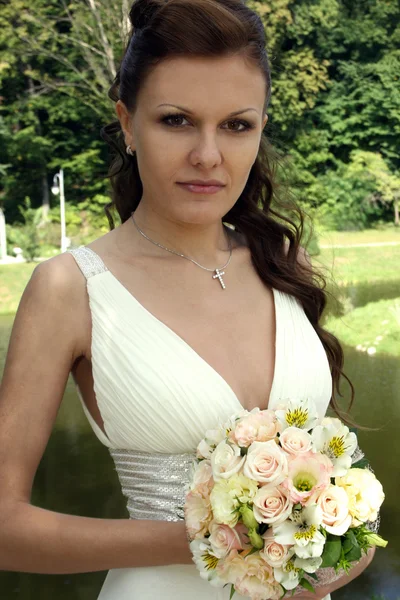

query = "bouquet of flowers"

[{"left": 183, "top": 398, "right": 387, "bottom": 600}]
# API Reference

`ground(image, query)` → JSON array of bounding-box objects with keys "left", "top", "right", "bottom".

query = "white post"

[
  {"left": 59, "top": 169, "right": 67, "bottom": 253},
  {"left": 0, "top": 207, "right": 7, "bottom": 261}
]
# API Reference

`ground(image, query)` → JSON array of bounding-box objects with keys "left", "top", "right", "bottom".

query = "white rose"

[
  {"left": 243, "top": 440, "right": 288, "bottom": 485},
  {"left": 317, "top": 484, "right": 352, "bottom": 536},
  {"left": 211, "top": 440, "right": 245, "bottom": 482},
  {"left": 279, "top": 427, "right": 313, "bottom": 456}
]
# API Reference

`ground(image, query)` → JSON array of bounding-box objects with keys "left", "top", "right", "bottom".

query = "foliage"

[
  {"left": 7, "top": 197, "right": 44, "bottom": 261},
  {"left": 0, "top": 0, "right": 399, "bottom": 233}
]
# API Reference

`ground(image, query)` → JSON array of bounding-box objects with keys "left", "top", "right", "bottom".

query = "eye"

[
  {"left": 161, "top": 113, "right": 189, "bottom": 128},
  {"left": 160, "top": 113, "right": 255, "bottom": 133}
]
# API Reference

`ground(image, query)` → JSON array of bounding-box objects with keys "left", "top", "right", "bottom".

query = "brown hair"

[{"left": 100, "top": 0, "right": 355, "bottom": 423}]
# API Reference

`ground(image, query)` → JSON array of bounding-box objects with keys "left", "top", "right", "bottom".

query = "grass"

[
  {"left": 324, "top": 297, "right": 400, "bottom": 358},
  {"left": 314, "top": 244, "right": 400, "bottom": 286},
  {"left": 319, "top": 226, "right": 400, "bottom": 247},
  {"left": 0, "top": 262, "right": 37, "bottom": 315}
]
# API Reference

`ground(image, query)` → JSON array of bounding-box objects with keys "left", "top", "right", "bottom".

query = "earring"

[{"left": 126, "top": 145, "right": 135, "bottom": 156}]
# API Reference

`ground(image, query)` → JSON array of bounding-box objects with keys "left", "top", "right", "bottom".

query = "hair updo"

[{"left": 100, "top": 0, "right": 356, "bottom": 423}]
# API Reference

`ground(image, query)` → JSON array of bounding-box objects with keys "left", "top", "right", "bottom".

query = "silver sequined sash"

[{"left": 109, "top": 448, "right": 197, "bottom": 521}]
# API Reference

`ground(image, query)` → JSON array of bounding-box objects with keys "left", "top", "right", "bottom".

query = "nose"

[{"left": 189, "top": 132, "right": 223, "bottom": 168}]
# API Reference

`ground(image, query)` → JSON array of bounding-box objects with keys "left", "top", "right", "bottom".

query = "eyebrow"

[{"left": 156, "top": 103, "right": 259, "bottom": 117}]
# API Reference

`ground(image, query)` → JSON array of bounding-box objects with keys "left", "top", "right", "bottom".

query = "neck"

[{"left": 129, "top": 203, "right": 234, "bottom": 266}]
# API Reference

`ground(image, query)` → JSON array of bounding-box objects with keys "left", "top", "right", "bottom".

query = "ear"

[
  {"left": 116, "top": 100, "right": 134, "bottom": 149},
  {"left": 262, "top": 113, "right": 269, "bottom": 128}
]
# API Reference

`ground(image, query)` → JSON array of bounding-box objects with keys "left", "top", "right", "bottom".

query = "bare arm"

[
  {"left": 0, "top": 255, "right": 192, "bottom": 574},
  {"left": 293, "top": 547, "right": 376, "bottom": 599}
]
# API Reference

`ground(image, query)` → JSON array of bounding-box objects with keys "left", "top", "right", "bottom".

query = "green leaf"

[
  {"left": 345, "top": 544, "right": 362, "bottom": 562},
  {"left": 343, "top": 529, "right": 357, "bottom": 552},
  {"left": 352, "top": 458, "right": 369, "bottom": 469},
  {"left": 299, "top": 578, "right": 315, "bottom": 593},
  {"left": 307, "top": 572, "right": 319, "bottom": 580},
  {"left": 321, "top": 536, "right": 342, "bottom": 567},
  {"left": 229, "top": 583, "right": 236, "bottom": 599}
]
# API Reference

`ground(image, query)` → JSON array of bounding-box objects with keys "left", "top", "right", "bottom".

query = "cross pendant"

[{"left": 213, "top": 268, "right": 226, "bottom": 289}]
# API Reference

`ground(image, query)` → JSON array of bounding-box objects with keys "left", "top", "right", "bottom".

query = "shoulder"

[
  {"left": 31, "top": 251, "right": 88, "bottom": 297},
  {"left": 27, "top": 253, "right": 91, "bottom": 348}
]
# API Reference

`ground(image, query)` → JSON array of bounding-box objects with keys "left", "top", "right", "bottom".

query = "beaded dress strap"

[{"left": 67, "top": 246, "right": 108, "bottom": 280}]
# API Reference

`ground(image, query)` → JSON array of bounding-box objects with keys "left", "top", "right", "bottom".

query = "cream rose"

[
  {"left": 260, "top": 529, "right": 294, "bottom": 568},
  {"left": 253, "top": 484, "right": 293, "bottom": 525},
  {"left": 230, "top": 409, "right": 281, "bottom": 448},
  {"left": 243, "top": 440, "right": 288, "bottom": 485},
  {"left": 336, "top": 468, "right": 385, "bottom": 526},
  {"left": 211, "top": 440, "right": 245, "bottom": 482},
  {"left": 279, "top": 427, "right": 313, "bottom": 456},
  {"left": 317, "top": 484, "right": 352, "bottom": 536}
]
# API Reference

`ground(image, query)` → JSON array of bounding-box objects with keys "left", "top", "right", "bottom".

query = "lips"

[
  {"left": 178, "top": 180, "right": 225, "bottom": 186},
  {"left": 177, "top": 182, "right": 224, "bottom": 194}
]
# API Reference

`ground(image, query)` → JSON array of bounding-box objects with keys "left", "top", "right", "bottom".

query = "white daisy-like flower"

[
  {"left": 189, "top": 538, "right": 225, "bottom": 587},
  {"left": 293, "top": 530, "right": 325, "bottom": 559},
  {"left": 275, "top": 398, "right": 319, "bottom": 432},
  {"left": 273, "top": 556, "right": 301, "bottom": 590},
  {"left": 273, "top": 504, "right": 323, "bottom": 550},
  {"left": 294, "top": 555, "right": 323, "bottom": 573},
  {"left": 311, "top": 417, "right": 357, "bottom": 477}
]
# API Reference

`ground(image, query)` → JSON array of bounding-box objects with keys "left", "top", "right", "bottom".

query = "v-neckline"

[{"left": 87, "top": 247, "right": 279, "bottom": 413}]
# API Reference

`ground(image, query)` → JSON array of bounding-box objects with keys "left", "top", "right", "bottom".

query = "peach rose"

[
  {"left": 260, "top": 529, "right": 294, "bottom": 568},
  {"left": 208, "top": 520, "right": 250, "bottom": 559},
  {"left": 253, "top": 484, "right": 293, "bottom": 525},
  {"left": 243, "top": 440, "right": 288, "bottom": 485},
  {"left": 279, "top": 427, "right": 313, "bottom": 456},
  {"left": 317, "top": 484, "right": 352, "bottom": 536},
  {"left": 230, "top": 409, "right": 281, "bottom": 448}
]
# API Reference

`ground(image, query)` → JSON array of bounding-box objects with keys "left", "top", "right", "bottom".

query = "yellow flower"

[{"left": 336, "top": 468, "right": 385, "bottom": 526}]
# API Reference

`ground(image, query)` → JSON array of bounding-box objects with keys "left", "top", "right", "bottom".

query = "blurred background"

[{"left": 0, "top": 0, "right": 399, "bottom": 598}]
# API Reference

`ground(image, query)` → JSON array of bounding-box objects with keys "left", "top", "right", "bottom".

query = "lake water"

[{"left": 0, "top": 281, "right": 399, "bottom": 599}]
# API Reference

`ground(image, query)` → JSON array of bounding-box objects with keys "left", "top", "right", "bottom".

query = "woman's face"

[{"left": 117, "top": 53, "right": 268, "bottom": 226}]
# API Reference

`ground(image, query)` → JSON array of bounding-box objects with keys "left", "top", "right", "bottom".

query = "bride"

[{"left": 0, "top": 0, "right": 375, "bottom": 598}]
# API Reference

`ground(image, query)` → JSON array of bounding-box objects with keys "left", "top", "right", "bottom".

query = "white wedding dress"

[{"left": 68, "top": 246, "right": 333, "bottom": 600}]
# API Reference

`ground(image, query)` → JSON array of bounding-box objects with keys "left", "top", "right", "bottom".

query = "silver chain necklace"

[{"left": 130, "top": 212, "right": 233, "bottom": 289}]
